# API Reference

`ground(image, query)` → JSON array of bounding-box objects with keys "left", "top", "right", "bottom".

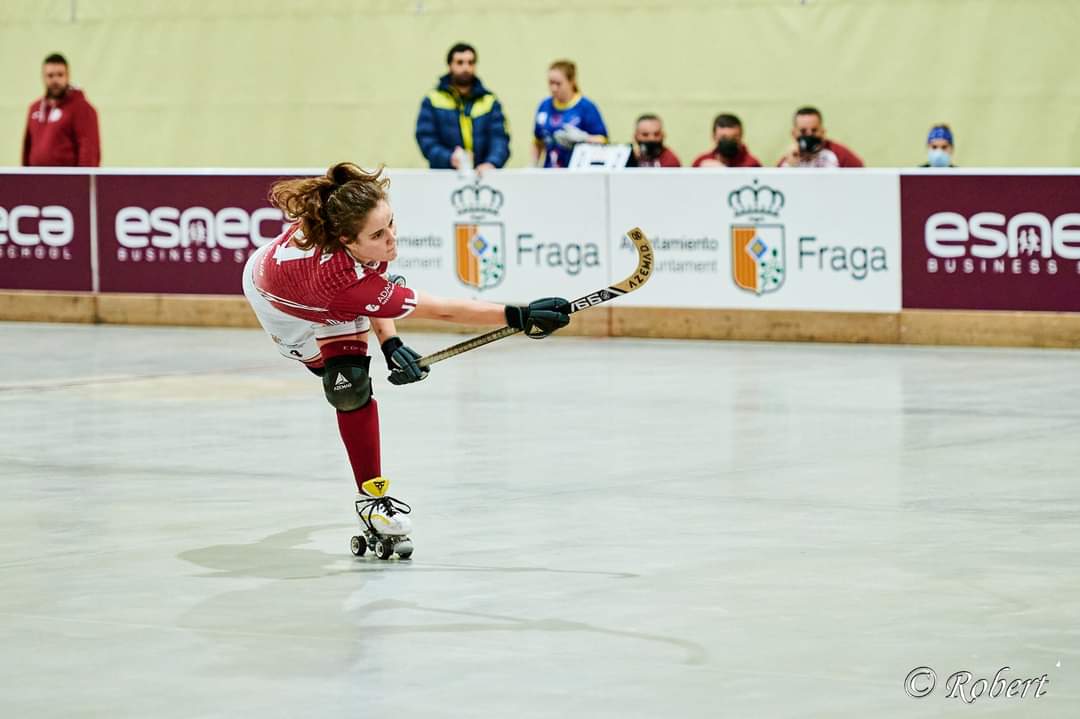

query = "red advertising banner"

[
  {"left": 96, "top": 174, "right": 292, "bottom": 294},
  {"left": 0, "top": 174, "right": 92, "bottom": 291},
  {"left": 901, "top": 174, "right": 1080, "bottom": 311}
]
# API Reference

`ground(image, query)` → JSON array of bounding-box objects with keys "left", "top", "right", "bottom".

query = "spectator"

[
  {"left": 778, "top": 106, "right": 863, "bottom": 168},
  {"left": 533, "top": 60, "right": 607, "bottom": 168},
  {"left": 691, "top": 113, "right": 761, "bottom": 168},
  {"left": 628, "top": 114, "right": 681, "bottom": 167},
  {"left": 22, "top": 53, "right": 100, "bottom": 167},
  {"left": 921, "top": 124, "right": 956, "bottom": 167},
  {"left": 415, "top": 43, "right": 509, "bottom": 173}
]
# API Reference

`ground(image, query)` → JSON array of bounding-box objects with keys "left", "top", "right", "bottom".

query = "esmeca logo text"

[
  {"left": 114, "top": 206, "right": 286, "bottom": 264},
  {"left": 925, "top": 211, "right": 1080, "bottom": 276},
  {"left": 0, "top": 204, "right": 75, "bottom": 261}
]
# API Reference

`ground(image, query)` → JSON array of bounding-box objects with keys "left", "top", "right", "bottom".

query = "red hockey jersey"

[{"left": 252, "top": 224, "right": 417, "bottom": 324}]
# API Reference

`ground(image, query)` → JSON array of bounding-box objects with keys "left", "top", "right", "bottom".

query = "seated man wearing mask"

[
  {"left": 921, "top": 124, "right": 956, "bottom": 167},
  {"left": 691, "top": 113, "right": 761, "bottom": 168},
  {"left": 628, "top": 113, "right": 681, "bottom": 167},
  {"left": 778, "top": 106, "right": 863, "bottom": 168}
]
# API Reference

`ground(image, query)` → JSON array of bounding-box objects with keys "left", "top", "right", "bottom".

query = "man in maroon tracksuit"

[
  {"left": 777, "top": 106, "right": 863, "bottom": 168},
  {"left": 630, "top": 114, "right": 681, "bottom": 167},
  {"left": 22, "top": 53, "right": 100, "bottom": 167},
  {"left": 691, "top": 113, "right": 762, "bottom": 168}
]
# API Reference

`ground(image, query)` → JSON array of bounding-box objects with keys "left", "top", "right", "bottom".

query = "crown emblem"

[
  {"left": 452, "top": 181, "right": 504, "bottom": 218},
  {"left": 727, "top": 180, "right": 784, "bottom": 219}
]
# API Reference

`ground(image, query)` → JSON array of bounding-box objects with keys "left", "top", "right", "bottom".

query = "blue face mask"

[{"left": 927, "top": 148, "right": 952, "bottom": 167}]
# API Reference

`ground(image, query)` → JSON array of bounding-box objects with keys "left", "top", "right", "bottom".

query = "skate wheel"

[
  {"left": 375, "top": 539, "right": 394, "bottom": 560},
  {"left": 350, "top": 535, "right": 366, "bottom": 557},
  {"left": 395, "top": 540, "right": 413, "bottom": 560}
]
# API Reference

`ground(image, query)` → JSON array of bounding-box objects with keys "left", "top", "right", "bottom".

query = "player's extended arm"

[
  {"left": 379, "top": 294, "right": 566, "bottom": 385},
  {"left": 409, "top": 293, "right": 504, "bottom": 325},
  {"left": 410, "top": 292, "right": 568, "bottom": 337},
  {"left": 417, "top": 227, "right": 651, "bottom": 366}
]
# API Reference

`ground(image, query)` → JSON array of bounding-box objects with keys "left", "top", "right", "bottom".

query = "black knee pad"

[{"left": 322, "top": 354, "right": 372, "bottom": 411}]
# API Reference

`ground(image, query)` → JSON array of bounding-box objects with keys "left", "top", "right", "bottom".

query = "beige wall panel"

[
  {"left": 901, "top": 310, "right": 1080, "bottom": 349},
  {"left": 611, "top": 306, "right": 900, "bottom": 344},
  {"left": 94, "top": 294, "right": 260, "bottom": 328},
  {"left": 9, "top": 291, "right": 1080, "bottom": 350},
  {"left": 2, "top": 1, "right": 1077, "bottom": 169},
  {"left": 0, "top": 291, "right": 96, "bottom": 323}
]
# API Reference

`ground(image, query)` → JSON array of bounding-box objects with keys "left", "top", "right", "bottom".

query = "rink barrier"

[
  {"left": 3, "top": 167, "right": 1079, "bottom": 348},
  {"left": 5, "top": 289, "right": 1080, "bottom": 348},
  {"left": 0, "top": 290, "right": 610, "bottom": 337}
]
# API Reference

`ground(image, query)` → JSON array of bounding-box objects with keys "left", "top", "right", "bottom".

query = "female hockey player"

[{"left": 242, "top": 162, "right": 570, "bottom": 559}]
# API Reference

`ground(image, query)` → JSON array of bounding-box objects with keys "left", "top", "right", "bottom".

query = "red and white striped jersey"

[{"left": 251, "top": 223, "right": 417, "bottom": 324}]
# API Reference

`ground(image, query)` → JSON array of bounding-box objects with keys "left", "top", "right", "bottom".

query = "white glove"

[{"left": 553, "top": 124, "right": 590, "bottom": 148}]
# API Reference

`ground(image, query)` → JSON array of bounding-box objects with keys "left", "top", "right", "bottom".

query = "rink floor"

[{"left": 1, "top": 322, "right": 1078, "bottom": 718}]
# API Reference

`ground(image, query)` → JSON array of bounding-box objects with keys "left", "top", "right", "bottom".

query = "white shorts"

[{"left": 242, "top": 247, "right": 370, "bottom": 363}]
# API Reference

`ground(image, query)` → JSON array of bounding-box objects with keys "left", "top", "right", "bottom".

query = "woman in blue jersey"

[{"left": 533, "top": 60, "right": 608, "bottom": 168}]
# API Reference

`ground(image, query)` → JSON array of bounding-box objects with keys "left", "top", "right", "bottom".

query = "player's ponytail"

[{"left": 269, "top": 162, "right": 391, "bottom": 252}]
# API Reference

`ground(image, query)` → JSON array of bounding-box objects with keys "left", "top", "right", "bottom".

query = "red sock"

[{"left": 337, "top": 400, "right": 381, "bottom": 492}]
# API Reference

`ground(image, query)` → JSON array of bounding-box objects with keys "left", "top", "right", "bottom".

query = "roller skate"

[{"left": 349, "top": 477, "right": 413, "bottom": 560}]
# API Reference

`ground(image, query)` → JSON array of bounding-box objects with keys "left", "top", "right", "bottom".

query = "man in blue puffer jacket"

[{"left": 415, "top": 43, "right": 510, "bottom": 172}]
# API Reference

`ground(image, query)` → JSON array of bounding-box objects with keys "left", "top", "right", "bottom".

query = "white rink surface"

[{"left": 1, "top": 322, "right": 1078, "bottom": 718}]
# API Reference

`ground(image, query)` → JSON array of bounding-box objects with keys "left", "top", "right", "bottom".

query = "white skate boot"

[{"left": 350, "top": 477, "right": 413, "bottom": 560}]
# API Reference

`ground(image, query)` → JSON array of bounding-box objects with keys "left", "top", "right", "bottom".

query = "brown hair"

[
  {"left": 549, "top": 59, "right": 579, "bottom": 93},
  {"left": 794, "top": 106, "right": 823, "bottom": 125},
  {"left": 269, "top": 162, "right": 390, "bottom": 252}
]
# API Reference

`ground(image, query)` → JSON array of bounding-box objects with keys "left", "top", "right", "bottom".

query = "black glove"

[
  {"left": 505, "top": 297, "right": 571, "bottom": 339},
  {"left": 381, "top": 336, "right": 429, "bottom": 385}
]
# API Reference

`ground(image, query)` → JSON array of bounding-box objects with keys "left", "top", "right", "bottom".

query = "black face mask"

[
  {"left": 798, "top": 135, "right": 824, "bottom": 154},
  {"left": 639, "top": 140, "right": 663, "bottom": 158},
  {"left": 716, "top": 139, "right": 740, "bottom": 159}
]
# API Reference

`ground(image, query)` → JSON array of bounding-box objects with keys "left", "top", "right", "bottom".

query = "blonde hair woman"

[{"left": 532, "top": 59, "right": 608, "bottom": 168}]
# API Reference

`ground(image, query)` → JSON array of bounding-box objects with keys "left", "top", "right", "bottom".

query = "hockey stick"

[{"left": 417, "top": 227, "right": 653, "bottom": 366}]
